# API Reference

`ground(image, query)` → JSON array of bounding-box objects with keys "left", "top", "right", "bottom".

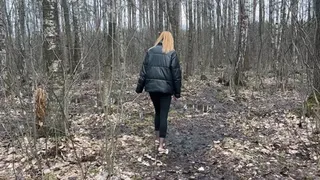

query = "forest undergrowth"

[{"left": 0, "top": 70, "right": 319, "bottom": 180}]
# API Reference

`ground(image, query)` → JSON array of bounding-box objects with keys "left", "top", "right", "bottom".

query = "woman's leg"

[
  {"left": 158, "top": 94, "right": 172, "bottom": 149},
  {"left": 150, "top": 93, "right": 161, "bottom": 141}
]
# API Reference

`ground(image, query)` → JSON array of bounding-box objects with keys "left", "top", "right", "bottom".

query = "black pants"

[{"left": 149, "top": 93, "right": 172, "bottom": 138}]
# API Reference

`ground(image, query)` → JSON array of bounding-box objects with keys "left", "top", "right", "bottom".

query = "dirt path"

[
  {"left": 0, "top": 77, "right": 319, "bottom": 179},
  {"left": 115, "top": 81, "right": 319, "bottom": 180}
]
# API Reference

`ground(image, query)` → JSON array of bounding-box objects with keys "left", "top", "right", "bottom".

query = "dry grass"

[{"left": 35, "top": 87, "right": 46, "bottom": 128}]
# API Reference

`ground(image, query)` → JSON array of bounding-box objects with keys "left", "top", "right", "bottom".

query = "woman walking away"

[{"left": 135, "top": 31, "right": 182, "bottom": 154}]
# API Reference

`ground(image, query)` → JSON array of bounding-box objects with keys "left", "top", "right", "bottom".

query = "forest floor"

[{"left": 0, "top": 71, "right": 320, "bottom": 180}]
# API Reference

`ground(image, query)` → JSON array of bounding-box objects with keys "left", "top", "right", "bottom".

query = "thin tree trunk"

[
  {"left": 139, "top": 0, "right": 143, "bottom": 29},
  {"left": 226, "top": 0, "right": 233, "bottom": 67},
  {"left": 234, "top": 0, "right": 249, "bottom": 88},
  {"left": 277, "top": 0, "right": 287, "bottom": 89},
  {"left": 216, "top": 0, "right": 221, "bottom": 65},
  {"left": 42, "top": 0, "right": 66, "bottom": 136},
  {"left": 185, "top": 0, "right": 193, "bottom": 79},
  {"left": 201, "top": 0, "right": 209, "bottom": 73},
  {"left": 216, "top": 0, "right": 221, "bottom": 41},
  {"left": 149, "top": 0, "right": 154, "bottom": 37},
  {"left": 0, "top": 0, "right": 6, "bottom": 97},
  {"left": 132, "top": 0, "right": 136, "bottom": 30},
  {"left": 166, "top": 0, "right": 180, "bottom": 51},
  {"left": 308, "top": 0, "right": 312, "bottom": 22},
  {"left": 269, "top": 0, "right": 275, "bottom": 71},
  {"left": 158, "top": 0, "right": 163, "bottom": 32},
  {"left": 61, "top": 0, "right": 73, "bottom": 73},
  {"left": 196, "top": 0, "right": 201, "bottom": 72},
  {"left": 245, "top": 0, "right": 257, "bottom": 71},
  {"left": 256, "top": 0, "right": 264, "bottom": 85},
  {"left": 118, "top": 0, "right": 125, "bottom": 64},
  {"left": 18, "top": 0, "right": 26, "bottom": 78},
  {"left": 103, "top": 0, "right": 117, "bottom": 174},
  {"left": 291, "top": 0, "right": 298, "bottom": 65},
  {"left": 313, "top": 0, "right": 320, "bottom": 92},
  {"left": 0, "top": 0, "right": 5, "bottom": 53},
  {"left": 155, "top": 0, "right": 159, "bottom": 33},
  {"left": 72, "top": 2, "right": 81, "bottom": 73}
]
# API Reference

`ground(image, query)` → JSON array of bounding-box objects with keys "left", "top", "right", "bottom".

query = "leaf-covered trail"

[
  {"left": 0, "top": 75, "right": 319, "bottom": 179},
  {"left": 114, "top": 76, "right": 319, "bottom": 179}
]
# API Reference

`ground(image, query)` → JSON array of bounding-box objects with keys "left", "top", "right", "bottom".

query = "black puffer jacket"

[{"left": 136, "top": 44, "right": 182, "bottom": 98}]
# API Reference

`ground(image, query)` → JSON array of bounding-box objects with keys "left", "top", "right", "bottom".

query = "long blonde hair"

[{"left": 154, "top": 31, "right": 174, "bottom": 53}]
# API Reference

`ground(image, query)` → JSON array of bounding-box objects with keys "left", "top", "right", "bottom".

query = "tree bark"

[
  {"left": 42, "top": 0, "right": 66, "bottom": 136},
  {"left": 158, "top": 0, "right": 163, "bottom": 32},
  {"left": 314, "top": 0, "right": 320, "bottom": 92},
  {"left": 257, "top": 0, "right": 264, "bottom": 79},
  {"left": 61, "top": 0, "right": 73, "bottom": 73},
  {"left": 308, "top": 0, "right": 312, "bottom": 22},
  {"left": 103, "top": 0, "right": 117, "bottom": 174},
  {"left": 72, "top": 2, "right": 81, "bottom": 73},
  {"left": 269, "top": 0, "right": 275, "bottom": 71},
  {"left": 0, "top": 0, "right": 6, "bottom": 96},
  {"left": 166, "top": 1, "right": 180, "bottom": 51},
  {"left": 291, "top": 0, "right": 298, "bottom": 65},
  {"left": 103, "top": 0, "right": 116, "bottom": 111},
  {"left": 0, "top": 0, "right": 5, "bottom": 53},
  {"left": 149, "top": 0, "right": 154, "bottom": 37},
  {"left": 185, "top": 0, "right": 193, "bottom": 79},
  {"left": 234, "top": 0, "right": 249, "bottom": 87},
  {"left": 216, "top": 0, "right": 221, "bottom": 45},
  {"left": 18, "top": 0, "right": 26, "bottom": 77},
  {"left": 43, "top": 0, "right": 59, "bottom": 74}
]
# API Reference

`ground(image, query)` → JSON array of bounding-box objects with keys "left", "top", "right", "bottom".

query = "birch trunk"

[
  {"left": 42, "top": 0, "right": 66, "bottom": 136},
  {"left": 234, "top": 0, "right": 249, "bottom": 88}
]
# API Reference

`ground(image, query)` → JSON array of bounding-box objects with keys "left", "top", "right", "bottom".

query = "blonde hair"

[{"left": 154, "top": 31, "right": 174, "bottom": 53}]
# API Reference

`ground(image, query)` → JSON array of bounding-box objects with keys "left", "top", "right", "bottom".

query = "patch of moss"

[
  {"left": 89, "top": 168, "right": 100, "bottom": 175},
  {"left": 304, "top": 92, "right": 320, "bottom": 117},
  {"left": 215, "top": 90, "right": 228, "bottom": 102},
  {"left": 289, "top": 107, "right": 304, "bottom": 118},
  {"left": 43, "top": 173, "right": 57, "bottom": 180},
  {"left": 132, "top": 176, "right": 142, "bottom": 180}
]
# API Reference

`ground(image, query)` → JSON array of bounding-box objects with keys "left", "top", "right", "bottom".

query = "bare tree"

[
  {"left": 308, "top": 0, "right": 312, "bottom": 21},
  {"left": 158, "top": 0, "right": 164, "bottom": 32},
  {"left": 72, "top": 1, "right": 81, "bottom": 72},
  {"left": 18, "top": 0, "right": 26, "bottom": 78},
  {"left": 314, "top": 0, "right": 320, "bottom": 92},
  {"left": 234, "top": 0, "right": 249, "bottom": 88},
  {"left": 166, "top": 0, "right": 180, "bottom": 52},
  {"left": 42, "top": 0, "right": 66, "bottom": 136},
  {"left": 256, "top": 0, "right": 265, "bottom": 86},
  {"left": 61, "top": 0, "right": 73, "bottom": 72},
  {"left": 0, "top": 0, "right": 5, "bottom": 54},
  {"left": 149, "top": 0, "right": 155, "bottom": 38},
  {"left": 185, "top": 0, "right": 193, "bottom": 79},
  {"left": 103, "top": 0, "right": 117, "bottom": 174},
  {"left": 0, "top": 0, "right": 6, "bottom": 97}
]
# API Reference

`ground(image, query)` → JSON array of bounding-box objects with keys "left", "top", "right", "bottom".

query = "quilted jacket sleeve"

[
  {"left": 170, "top": 51, "right": 182, "bottom": 98},
  {"left": 136, "top": 52, "right": 149, "bottom": 93}
]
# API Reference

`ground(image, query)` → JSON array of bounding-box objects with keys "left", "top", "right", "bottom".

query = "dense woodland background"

[
  {"left": 0, "top": 0, "right": 320, "bottom": 179},
  {"left": 0, "top": 0, "right": 319, "bottom": 89}
]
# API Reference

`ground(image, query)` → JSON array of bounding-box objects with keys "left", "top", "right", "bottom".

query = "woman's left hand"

[{"left": 172, "top": 96, "right": 177, "bottom": 101}]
